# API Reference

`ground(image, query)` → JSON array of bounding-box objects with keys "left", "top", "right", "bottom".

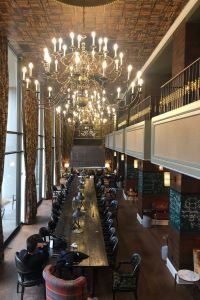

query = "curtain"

[
  {"left": 23, "top": 89, "right": 38, "bottom": 224},
  {"left": 66, "top": 123, "right": 75, "bottom": 163},
  {"left": 55, "top": 114, "right": 61, "bottom": 185},
  {"left": 61, "top": 118, "right": 68, "bottom": 163},
  {"left": 44, "top": 109, "right": 53, "bottom": 199},
  {"left": 0, "top": 36, "right": 8, "bottom": 261}
]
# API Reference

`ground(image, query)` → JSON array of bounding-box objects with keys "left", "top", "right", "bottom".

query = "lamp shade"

[
  {"left": 121, "top": 154, "right": 124, "bottom": 161},
  {"left": 114, "top": 151, "right": 117, "bottom": 157}
]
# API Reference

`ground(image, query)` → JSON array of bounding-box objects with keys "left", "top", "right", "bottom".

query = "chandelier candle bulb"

[
  {"left": 104, "top": 37, "right": 108, "bottom": 51},
  {"left": 48, "top": 86, "right": 52, "bottom": 97},
  {"left": 70, "top": 32, "right": 75, "bottom": 47},
  {"left": 77, "top": 35, "right": 81, "bottom": 48},
  {"left": 117, "top": 87, "right": 121, "bottom": 98},
  {"left": 131, "top": 81, "right": 135, "bottom": 93},
  {"left": 34, "top": 80, "right": 39, "bottom": 91},
  {"left": 119, "top": 52, "right": 123, "bottom": 65},
  {"left": 113, "top": 43, "right": 118, "bottom": 57},
  {"left": 52, "top": 38, "right": 57, "bottom": 52},
  {"left": 28, "top": 62, "right": 33, "bottom": 77},
  {"left": 58, "top": 38, "right": 63, "bottom": 51},
  {"left": 91, "top": 31, "right": 96, "bottom": 46},
  {"left": 127, "top": 64, "right": 132, "bottom": 81},
  {"left": 98, "top": 37, "right": 103, "bottom": 52},
  {"left": 62, "top": 44, "right": 67, "bottom": 56},
  {"left": 26, "top": 78, "right": 30, "bottom": 89},
  {"left": 22, "top": 67, "right": 27, "bottom": 81}
]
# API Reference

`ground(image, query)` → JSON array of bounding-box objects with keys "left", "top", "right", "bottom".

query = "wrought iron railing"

[
  {"left": 117, "top": 112, "right": 128, "bottom": 129},
  {"left": 160, "top": 57, "right": 200, "bottom": 113},
  {"left": 129, "top": 96, "right": 159, "bottom": 125}
]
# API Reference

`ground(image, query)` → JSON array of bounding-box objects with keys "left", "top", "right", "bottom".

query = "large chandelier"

[{"left": 42, "top": 32, "right": 131, "bottom": 89}]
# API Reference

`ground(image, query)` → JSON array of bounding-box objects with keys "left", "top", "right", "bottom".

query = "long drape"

[
  {"left": 66, "top": 123, "right": 75, "bottom": 162},
  {"left": 0, "top": 36, "right": 8, "bottom": 261},
  {"left": 55, "top": 115, "right": 61, "bottom": 185},
  {"left": 44, "top": 109, "right": 53, "bottom": 199},
  {"left": 23, "top": 89, "right": 38, "bottom": 224}
]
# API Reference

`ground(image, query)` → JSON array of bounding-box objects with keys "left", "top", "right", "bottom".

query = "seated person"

[{"left": 19, "top": 234, "right": 49, "bottom": 279}]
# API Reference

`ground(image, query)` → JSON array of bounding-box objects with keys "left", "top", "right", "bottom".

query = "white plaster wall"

[
  {"left": 151, "top": 101, "right": 200, "bottom": 179},
  {"left": 114, "top": 130, "right": 124, "bottom": 152}
]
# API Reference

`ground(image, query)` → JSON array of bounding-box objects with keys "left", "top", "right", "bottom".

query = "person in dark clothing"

[{"left": 19, "top": 234, "right": 49, "bottom": 279}]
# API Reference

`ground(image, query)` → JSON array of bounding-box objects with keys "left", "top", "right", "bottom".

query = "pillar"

[
  {"left": 168, "top": 172, "right": 200, "bottom": 270},
  {"left": 137, "top": 161, "right": 169, "bottom": 219},
  {"left": 124, "top": 155, "right": 138, "bottom": 192}
]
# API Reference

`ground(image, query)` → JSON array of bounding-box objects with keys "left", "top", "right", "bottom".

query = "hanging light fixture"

[{"left": 121, "top": 154, "right": 124, "bottom": 161}]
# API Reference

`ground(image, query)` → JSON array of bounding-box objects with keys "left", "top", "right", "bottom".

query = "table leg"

[
  {"left": 88, "top": 267, "right": 96, "bottom": 297},
  {"left": 174, "top": 273, "right": 177, "bottom": 290}
]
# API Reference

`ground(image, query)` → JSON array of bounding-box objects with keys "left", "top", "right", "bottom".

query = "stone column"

[
  {"left": 168, "top": 171, "right": 200, "bottom": 270},
  {"left": 137, "top": 161, "right": 169, "bottom": 220}
]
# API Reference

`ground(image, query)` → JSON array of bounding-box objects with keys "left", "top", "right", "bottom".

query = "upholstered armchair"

[
  {"left": 112, "top": 253, "right": 141, "bottom": 300},
  {"left": 43, "top": 264, "right": 90, "bottom": 300}
]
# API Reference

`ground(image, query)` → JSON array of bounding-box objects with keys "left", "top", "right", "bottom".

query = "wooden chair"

[{"left": 112, "top": 253, "right": 141, "bottom": 300}]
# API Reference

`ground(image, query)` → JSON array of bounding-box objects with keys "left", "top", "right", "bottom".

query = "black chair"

[
  {"left": 15, "top": 252, "right": 45, "bottom": 300},
  {"left": 112, "top": 253, "right": 141, "bottom": 300},
  {"left": 107, "top": 236, "right": 118, "bottom": 268}
]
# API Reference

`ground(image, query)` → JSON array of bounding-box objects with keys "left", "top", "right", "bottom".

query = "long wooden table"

[{"left": 55, "top": 176, "right": 108, "bottom": 267}]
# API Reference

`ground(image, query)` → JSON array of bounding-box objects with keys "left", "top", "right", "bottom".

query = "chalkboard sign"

[
  {"left": 138, "top": 171, "right": 168, "bottom": 195},
  {"left": 180, "top": 195, "right": 200, "bottom": 232},
  {"left": 169, "top": 189, "right": 181, "bottom": 230}
]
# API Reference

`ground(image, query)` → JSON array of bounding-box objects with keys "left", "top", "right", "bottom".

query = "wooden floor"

[{"left": 0, "top": 193, "right": 196, "bottom": 300}]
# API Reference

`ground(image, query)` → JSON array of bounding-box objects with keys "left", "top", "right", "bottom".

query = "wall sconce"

[
  {"left": 134, "top": 159, "right": 138, "bottom": 168},
  {"left": 64, "top": 162, "right": 69, "bottom": 168},
  {"left": 105, "top": 162, "right": 110, "bottom": 169},
  {"left": 159, "top": 165, "right": 163, "bottom": 171},
  {"left": 114, "top": 151, "right": 117, "bottom": 157},
  {"left": 164, "top": 172, "right": 170, "bottom": 187},
  {"left": 121, "top": 154, "right": 124, "bottom": 161}
]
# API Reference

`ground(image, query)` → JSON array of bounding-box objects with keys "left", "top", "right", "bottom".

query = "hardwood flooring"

[{"left": 0, "top": 194, "right": 197, "bottom": 300}]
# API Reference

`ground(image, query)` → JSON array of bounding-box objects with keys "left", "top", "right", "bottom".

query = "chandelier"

[{"left": 42, "top": 32, "right": 131, "bottom": 95}]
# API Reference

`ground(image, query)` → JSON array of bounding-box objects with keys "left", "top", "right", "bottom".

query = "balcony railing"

[
  {"left": 160, "top": 57, "right": 200, "bottom": 113},
  {"left": 129, "top": 96, "right": 159, "bottom": 125}
]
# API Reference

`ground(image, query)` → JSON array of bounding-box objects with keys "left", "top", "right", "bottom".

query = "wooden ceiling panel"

[{"left": 0, "top": 0, "right": 189, "bottom": 93}]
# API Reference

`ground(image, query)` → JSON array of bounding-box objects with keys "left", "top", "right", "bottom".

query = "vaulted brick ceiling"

[{"left": 0, "top": 0, "right": 189, "bottom": 95}]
